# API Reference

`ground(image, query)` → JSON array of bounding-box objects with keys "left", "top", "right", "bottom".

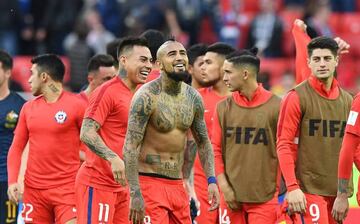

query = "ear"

[
  {"left": 243, "top": 69, "right": 249, "bottom": 80},
  {"left": 335, "top": 55, "right": 339, "bottom": 67},
  {"left": 41, "top": 72, "right": 48, "bottom": 82},
  {"left": 4, "top": 69, "right": 11, "bottom": 79},
  {"left": 188, "top": 65, "right": 194, "bottom": 74},
  {"left": 119, "top": 55, "right": 126, "bottom": 67}
]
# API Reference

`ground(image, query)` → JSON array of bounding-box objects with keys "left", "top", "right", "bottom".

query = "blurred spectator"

[
  {"left": 39, "top": 0, "right": 83, "bottom": 54},
  {"left": 220, "top": 0, "right": 241, "bottom": 47},
  {"left": 165, "top": 0, "right": 203, "bottom": 46},
  {"left": 284, "top": 0, "right": 306, "bottom": 10},
  {"left": 95, "top": 0, "right": 124, "bottom": 36},
  {"left": 0, "top": 0, "right": 24, "bottom": 55},
  {"left": 85, "top": 9, "right": 115, "bottom": 54},
  {"left": 247, "top": 0, "right": 284, "bottom": 57},
  {"left": 303, "top": 0, "right": 333, "bottom": 38},
  {"left": 271, "top": 70, "right": 295, "bottom": 98},
  {"left": 65, "top": 19, "right": 95, "bottom": 92}
]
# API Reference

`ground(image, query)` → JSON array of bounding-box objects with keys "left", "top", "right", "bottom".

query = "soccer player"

[
  {"left": 7, "top": 54, "right": 86, "bottom": 223},
  {"left": 123, "top": 39, "right": 220, "bottom": 224},
  {"left": 76, "top": 37, "right": 152, "bottom": 223},
  {"left": 332, "top": 93, "right": 360, "bottom": 222},
  {"left": 212, "top": 49, "right": 281, "bottom": 223},
  {"left": 0, "top": 50, "right": 25, "bottom": 223},
  {"left": 187, "top": 43, "right": 207, "bottom": 89},
  {"left": 277, "top": 36, "right": 353, "bottom": 223},
  {"left": 192, "top": 42, "right": 235, "bottom": 224},
  {"left": 78, "top": 54, "right": 116, "bottom": 102}
]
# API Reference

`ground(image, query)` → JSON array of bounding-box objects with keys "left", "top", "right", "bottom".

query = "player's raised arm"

[
  {"left": 190, "top": 92, "right": 219, "bottom": 211},
  {"left": 123, "top": 88, "right": 153, "bottom": 224}
]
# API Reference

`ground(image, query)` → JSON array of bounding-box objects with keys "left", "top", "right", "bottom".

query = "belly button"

[{"left": 170, "top": 157, "right": 173, "bottom": 160}]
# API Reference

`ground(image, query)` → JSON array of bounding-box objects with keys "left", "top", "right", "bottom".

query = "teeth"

[
  {"left": 140, "top": 71, "right": 149, "bottom": 76},
  {"left": 175, "top": 64, "right": 184, "bottom": 67}
]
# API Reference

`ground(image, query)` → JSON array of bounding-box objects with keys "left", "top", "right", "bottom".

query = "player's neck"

[
  {"left": 191, "top": 80, "right": 202, "bottom": 90},
  {"left": 161, "top": 74, "right": 182, "bottom": 95},
  {"left": 121, "top": 77, "right": 138, "bottom": 93},
  {"left": 0, "top": 82, "right": 10, "bottom": 100},
  {"left": 43, "top": 82, "right": 63, "bottom": 103},
  {"left": 240, "top": 81, "right": 259, "bottom": 101},
  {"left": 212, "top": 79, "right": 230, "bottom": 97},
  {"left": 318, "top": 75, "right": 334, "bottom": 91}
]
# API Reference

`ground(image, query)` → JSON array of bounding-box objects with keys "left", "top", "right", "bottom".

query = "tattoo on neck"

[
  {"left": 338, "top": 178, "right": 349, "bottom": 194},
  {"left": 119, "top": 68, "right": 127, "bottom": 78},
  {"left": 49, "top": 84, "right": 59, "bottom": 93}
]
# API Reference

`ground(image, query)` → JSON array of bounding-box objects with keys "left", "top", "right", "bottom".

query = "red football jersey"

[{"left": 8, "top": 91, "right": 86, "bottom": 188}]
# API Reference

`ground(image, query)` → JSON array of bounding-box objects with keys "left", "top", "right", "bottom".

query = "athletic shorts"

[
  {"left": 193, "top": 180, "right": 218, "bottom": 224},
  {"left": 219, "top": 193, "right": 278, "bottom": 224},
  {"left": 140, "top": 174, "right": 192, "bottom": 224},
  {"left": 0, "top": 182, "right": 17, "bottom": 223},
  {"left": 22, "top": 183, "right": 76, "bottom": 223},
  {"left": 277, "top": 193, "right": 336, "bottom": 224},
  {"left": 75, "top": 182, "right": 129, "bottom": 224}
]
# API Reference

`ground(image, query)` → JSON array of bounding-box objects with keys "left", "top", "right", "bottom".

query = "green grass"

[{"left": 350, "top": 165, "right": 359, "bottom": 207}]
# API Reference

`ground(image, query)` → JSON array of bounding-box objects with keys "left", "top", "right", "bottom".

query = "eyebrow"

[{"left": 139, "top": 56, "right": 151, "bottom": 60}]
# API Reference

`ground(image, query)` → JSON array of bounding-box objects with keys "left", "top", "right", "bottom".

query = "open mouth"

[
  {"left": 139, "top": 71, "right": 150, "bottom": 79},
  {"left": 174, "top": 63, "right": 186, "bottom": 71}
]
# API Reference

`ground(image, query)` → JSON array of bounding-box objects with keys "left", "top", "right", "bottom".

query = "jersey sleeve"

[
  {"left": 338, "top": 132, "right": 360, "bottom": 179},
  {"left": 293, "top": 23, "right": 311, "bottom": 84},
  {"left": 211, "top": 105, "right": 225, "bottom": 176},
  {"left": 84, "top": 86, "right": 112, "bottom": 126},
  {"left": 345, "top": 94, "right": 360, "bottom": 137},
  {"left": 7, "top": 103, "right": 30, "bottom": 185},
  {"left": 276, "top": 90, "right": 302, "bottom": 191}
]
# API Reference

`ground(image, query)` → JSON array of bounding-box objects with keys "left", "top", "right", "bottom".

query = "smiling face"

[
  {"left": 122, "top": 45, "right": 152, "bottom": 85},
  {"left": 158, "top": 41, "right": 189, "bottom": 81},
  {"left": 308, "top": 48, "right": 338, "bottom": 80}
]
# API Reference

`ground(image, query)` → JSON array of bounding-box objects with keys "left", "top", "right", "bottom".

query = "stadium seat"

[
  {"left": 336, "top": 58, "right": 359, "bottom": 90},
  {"left": 339, "top": 33, "right": 360, "bottom": 57},
  {"left": 337, "top": 13, "right": 360, "bottom": 34},
  {"left": 260, "top": 58, "right": 294, "bottom": 85}
]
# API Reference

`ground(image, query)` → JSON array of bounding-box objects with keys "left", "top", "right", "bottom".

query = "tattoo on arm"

[
  {"left": 80, "top": 118, "right": 117, "bottom": 160},
  {"left": 123, "top": 90, "right": 152, "bottom": 193},
  {"left": 338, "top": 178, "right": 349, "bottom": 194},
  {"left": 191, "top": 94, "right": 215, "bottom": 179},
  {"left": 183, "top": 138, "right": 197, "bottom": 179}
]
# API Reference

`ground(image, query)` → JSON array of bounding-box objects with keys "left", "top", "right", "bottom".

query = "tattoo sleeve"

[
  {"left": 338, "top": 178, "right": 349, "bottom": 194},
  {"left": 183, "top": 136, "right": 197, "bottom": 180},
  {"left": 190, "top": 94, "right": 216, "bottom": 179},
  {"left": 80, "top": 118, "right": 117, "bottom": 160},
  {"left": 123, "top": 90, "right": 152, "bottom": 194}
]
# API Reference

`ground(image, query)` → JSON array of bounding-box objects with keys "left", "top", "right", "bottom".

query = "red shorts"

[
  {"left": 277, "top": 193, "right": 336, "bottom": 224},
  {"left": 75, "top": 182, "right": 129, "bottom": 224},
  {"left": 219, "top": 193, "right": 278, "bottom": 224},
  {"left": 194, "top": 178, "right": 218, "bottom": 224},
  {"left": 140, "top": 175, "right": 192, "bottom": 224},
  {"left": 22, "top": 183, "right": 76, "bottom": 223}
]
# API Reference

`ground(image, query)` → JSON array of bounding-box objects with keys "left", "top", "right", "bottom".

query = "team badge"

[
  {"left": 54, "top": 110, "right": 67, "bottom": 124},
  {"left": 5, "top": 110, "right": 19, "bottom": 129}
]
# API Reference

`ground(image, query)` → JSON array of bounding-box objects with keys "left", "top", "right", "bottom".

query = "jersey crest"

[
  {"left": 54, "top": 110, "right": 67, "bottom": 124},
  {"left": 5, "top": 110, "right": 19, "bottom": 129}
]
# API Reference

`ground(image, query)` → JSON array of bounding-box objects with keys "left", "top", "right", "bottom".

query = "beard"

[
  {"left": 198, "top": 78, "right": 219, "bottom": 88},
  {"left": 167, "top": 71, "right": 190, "bottom": 82}
]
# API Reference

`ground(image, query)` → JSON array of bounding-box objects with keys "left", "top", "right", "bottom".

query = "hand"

[
  {"left": 332, "top": 194, "right": 349, "bottom": 222},
  {"left": 184, "top": 179, "right": 200, "bottom": 211},
  {"left": 334, "top": 37, "right": 350, "bottom": 55},
  {"left": 294, "top": 19, "right": 307, "bottom": 33},
  {"left": 207, "top": 183, "right": 220, "bottom": 211},
  {"left": 286, "top": 189, "right": 307, "bottom": 214},
  {"left": 109, "top": 156, "right": 126, "bottom": 186},
  {"left": 129, "top": 190, "right": 145, "bottom": 224},
  {"left": 7, "top": 183, "right": 20, "bottom": 204},
  {"left": 221, "top": 185, "right": 241, "bottom": 211}
]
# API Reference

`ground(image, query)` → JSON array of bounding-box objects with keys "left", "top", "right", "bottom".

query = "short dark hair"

[
  {"left": 206, "top": 42, "right": 236, "bottom": 57},
  {"left": 187, "top": 43, "right": 207, "bottom": 65},
  {"left": 307, "top": 36, "right": 339, "bottom": 57},
  {"left": 31, "top": 54, "right": 65, "bottom": 82},
  {"left": 106, "top": 38, "right": 121, "bottom": 66},
  {"left": 226, "top": 54, "right": 260, "bottom": 74},
  {"left": 0, "top": 50, "right": 12, "bottom": 70},
  {"left": 116, "top": 37, "right": 149, "bottom": 58},
  {"left": 88, "top": 54, "right": 115, "bottom": 74},
  {"left": 226, "top": 47, "right": 258, "bottom": 60},
  {"left": 140, "top": 29, "right": 166, "bottom": 61}
]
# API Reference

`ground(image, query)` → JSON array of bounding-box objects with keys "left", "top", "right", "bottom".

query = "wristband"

[{"left": 207, "top": 176, "right": 217, "bottom": 185}]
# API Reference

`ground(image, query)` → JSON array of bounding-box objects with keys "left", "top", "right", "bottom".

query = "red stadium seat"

[
  {"left": 339, "top": 33, "right": 360, "bottom": 57},
  {"left": 336, "top": 58, "right": 359, "bottom": 91},
  {"left": 260, "top": 58, "right": 295, "bottom": 85},
  {"left": 328, "top": 13, "right": 341, "bottom": 35},
  {"left": 12, "top": 56, "right": 71, "bottom": 92},
  {"left": 338, "top": 13, "right": 360, "bottom": 34}
]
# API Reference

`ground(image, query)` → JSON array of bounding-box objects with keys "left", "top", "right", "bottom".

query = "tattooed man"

[
  {"left": 76, "top": 37, "right": 152, "bottom": 223},
  {"left": 123, "top": 40, "right": 220, "bottom": 224}
]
